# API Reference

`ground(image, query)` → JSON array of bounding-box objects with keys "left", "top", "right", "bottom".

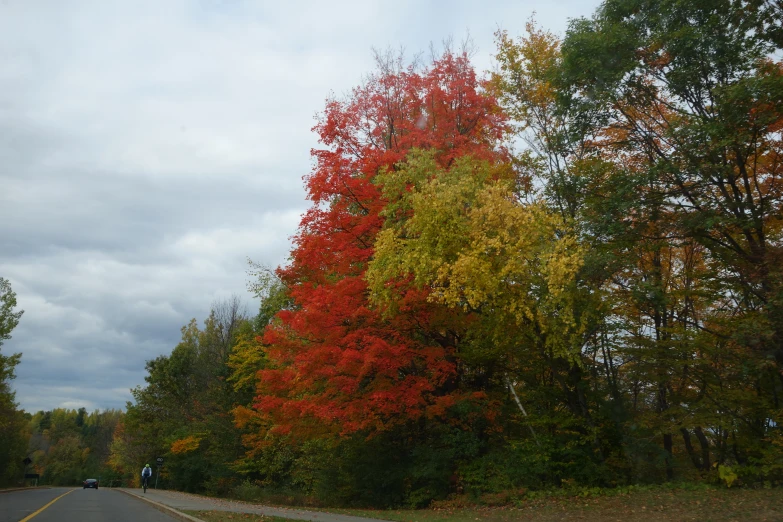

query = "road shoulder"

[
  {"left": 116, "top": 489, "right": 389, "bottom": 522},
  {"left": 117, "top": 488, "right": 206, "bottom": 522}
]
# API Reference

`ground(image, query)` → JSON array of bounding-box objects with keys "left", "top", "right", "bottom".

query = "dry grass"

[{"left": 310, "top": 487, "right": 783, "bottom": 522}]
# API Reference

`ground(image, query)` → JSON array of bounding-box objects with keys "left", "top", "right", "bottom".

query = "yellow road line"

[{"left": 19, "top": 489, "right": 74, "bottom": 522}]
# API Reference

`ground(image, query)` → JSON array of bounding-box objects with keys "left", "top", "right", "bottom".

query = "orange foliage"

[{"left": 170, "top": 435, "right": 201, "bottom": 455}]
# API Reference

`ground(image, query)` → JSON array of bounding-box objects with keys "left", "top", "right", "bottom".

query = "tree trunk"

[
  {"left": 694, "top": 426, "right": 711, "bottom": 470},
  {"left": 663, "top": 433, "right": 674, "bottom": 480},
  {"left": 680, "top": 428, "right": 702, "bottom": 469}
]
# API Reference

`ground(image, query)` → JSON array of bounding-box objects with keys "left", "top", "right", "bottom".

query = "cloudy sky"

[{"left": 1, "top": 0, "right": 600, "bottom": 413}]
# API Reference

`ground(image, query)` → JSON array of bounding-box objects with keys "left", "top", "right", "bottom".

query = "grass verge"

[
  {"left": 320, "top": 487, "right": 783, "bottom": 522},
  {"left": 184, "top": 486, "right": 783, "bottom": 522}
]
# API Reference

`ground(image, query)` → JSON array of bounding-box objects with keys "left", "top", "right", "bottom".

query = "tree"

[
  {"left": 367, "top": 149, "right": 617, "bottom": 485},
  {"left": 253, "top": 47, "right": 509, "bottom": 440},
  {"left": 0, "top": 278, "right": 24, "bottom": 420},
  {"left": 0, "top": 278, "right": 23, "bottom": 349},
  {"left": 368, "top": 150, "right": 585, "bottom": 364},
  {"left": 560, "top": 0, "right": 783, "bottom": 362},
  {"left": 491, "top": 0, "right": 783, "bottom": 481},
  {"left": 23, "top": 408, "right": 123, "bottom": 485},
  {"left": 0, "top": 277, "right": 26, "bottom": 486},
  {"left": 112, "top": 299, "right": 253, "bottom": 493},
  {"left": 492, "top": 5, "right": 783, "bottom": 483}
]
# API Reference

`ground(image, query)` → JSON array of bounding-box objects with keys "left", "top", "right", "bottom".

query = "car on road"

[{"left": 83, "top": 478, "right": 99, "bottom": 489}]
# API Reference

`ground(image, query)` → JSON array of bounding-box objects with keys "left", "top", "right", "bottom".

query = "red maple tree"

[{"left": 255, "top": 50, "right": 509, "bottom": 436}]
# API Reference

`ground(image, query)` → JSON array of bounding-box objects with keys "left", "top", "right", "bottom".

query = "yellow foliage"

[
  {"left": 368, "top": 150, "right": 586, "bottom": 360},
  {"left": 718, "top": 465, "right": 738, "bottom": 488},
  {"left": 227, "top": 332, "right": 265, "bottom": 393},
  {"left": 491, "top": 20, "right": 562, "bottom": 136}
]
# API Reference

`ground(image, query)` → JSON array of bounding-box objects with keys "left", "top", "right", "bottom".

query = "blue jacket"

[{"left": 141, "top": 466, "right": 152, "bottom": 477}]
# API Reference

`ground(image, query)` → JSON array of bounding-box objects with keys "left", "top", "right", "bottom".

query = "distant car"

[{"left": 83, "top": 479, "right": 99, "bottom": 489}]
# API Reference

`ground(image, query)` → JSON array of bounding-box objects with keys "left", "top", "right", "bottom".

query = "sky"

[{"left": 0, "top": 0, "right": 601, "bottom": 413}]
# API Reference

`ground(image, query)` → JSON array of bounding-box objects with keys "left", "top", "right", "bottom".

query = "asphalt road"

[{"left": 0, "top": 487, "right": 179, "bottom": 522}]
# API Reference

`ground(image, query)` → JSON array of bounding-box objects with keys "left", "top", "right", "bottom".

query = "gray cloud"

[{"left": 0, "top": 0, "right": 600, "bottom": 413}]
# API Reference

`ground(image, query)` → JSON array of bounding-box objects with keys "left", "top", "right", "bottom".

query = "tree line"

[
  {"left": 26, "top": 408, "right": 123, "bottom": 486},
  {"left": 2, "top": 280, "right": 124, "bottom": 487},
  {"left": 113, "top": 0, "right": 782, "bottom": 506},
  {"left": 2, "top": 0, "right": 781, "bottom": 507}
]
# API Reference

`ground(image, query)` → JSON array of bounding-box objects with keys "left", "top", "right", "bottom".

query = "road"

[{"left": 0, "top": 487, "right": 179, "bottom": 522}]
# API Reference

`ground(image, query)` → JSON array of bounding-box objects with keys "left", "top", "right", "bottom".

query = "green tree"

[
  {"left": 491, "top": 3, "right": 783, "bottom": 484},
  {"left": 0, "top": 278, "right": 24, "bottom": 349},
  {"left": 113, "top": 298, "right": 254, "bottom": 493},
  {"left": 44, "top": 435, "right": 88, "bottom": 485},
  {"left": 557, "top": 0, "right": 783, "bottom": 480},
  {"left": 0, "top": 277, "right": 27, "bottom": 487}
]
